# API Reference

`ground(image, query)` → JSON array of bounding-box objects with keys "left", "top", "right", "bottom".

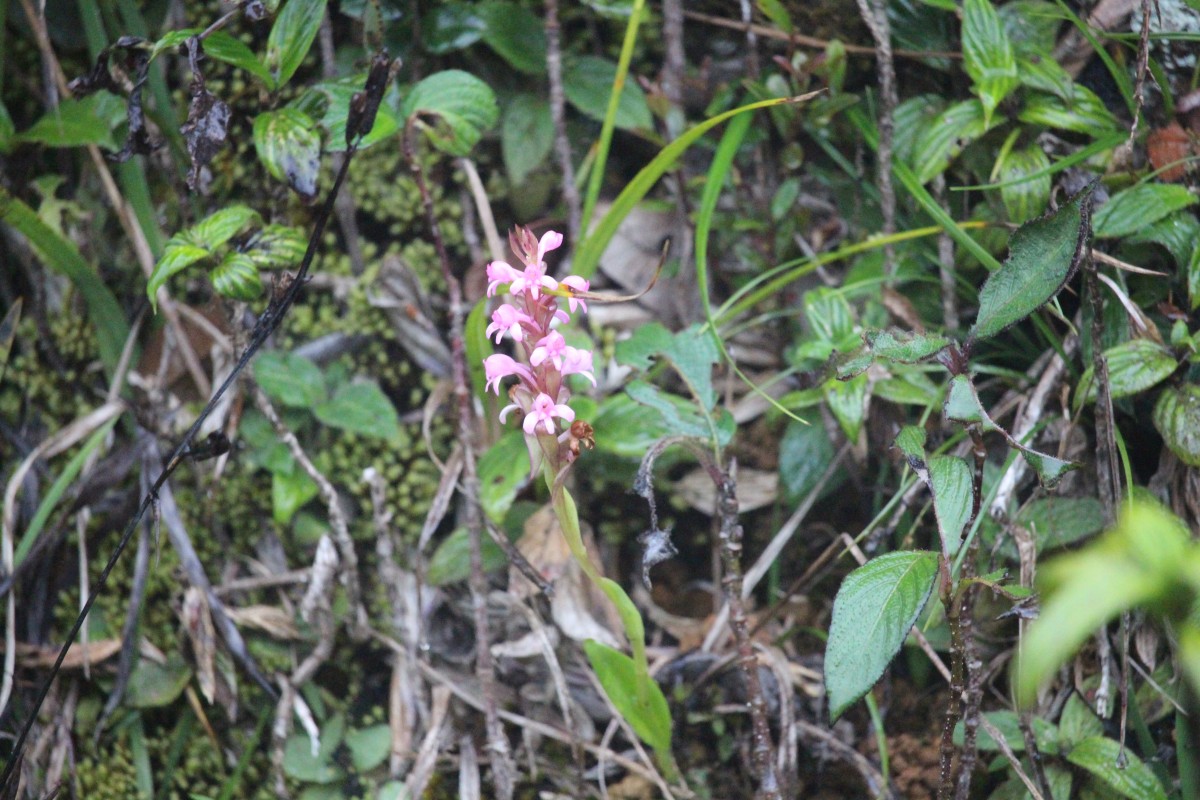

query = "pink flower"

[
  {"left": 486, "top": 260, "right": 522, "bottom": 297},
  {"left": 484, "top": 353, "right": 532, "bottom": 395},
  {"left": 560, "top": 346, "right": 596, "bottom": 386},
  {"left": 486, "top": 304, "right": 532, "bottom": 343},
  {"left": 560, "top": 275, "right": 590, "bottom": 313},
  {"left": 536, "top": 230, "right": 564, "bottom": 265},
  {"left": 530, "top": 331, "right": 567, "bottom": 371},
  {"left": 512, "top": 264, "right": 558, "bottom": 300},
  {"left": 523, "top": 392, "right": 575, "bottom": 435}
]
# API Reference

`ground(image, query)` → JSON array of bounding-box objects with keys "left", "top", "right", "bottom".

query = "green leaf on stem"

[
  {"left": 478, "top": 1, "right": 547, "bottom": 74},
  {"left": 402, "top": 70, "right": 499, "bottom": 157},
  {"left": 265, "top": 0, "right": 328, "bottom": 89},
  {"left": 253, "top": 108, "right": 322, "bottom": 200},
  {"left": 582, "top": 640, "right": 673, "bottom": 755},
  {"left": 1093, "top": 183, "right": 1198, "bottom": 239},
  {"left": 970, "top": 183, "right": 1092, "bottom": 341},
  {"left": 14, "top": 92, "right": 125, "bottom": 149},
  {"left": 893, "top": 425, "right": 927, "bottom": 464},
  {"left": 825, "top": 373, "right": 867, "bottom": 443},
  {"left": 944, "top": 374, "right": 988, "bottom": 426},
  {"left": 826, "top": 550, "right": 940, "bottom": 720},
  {"left": 837, "top": 328, "right": 951, "bottom": 379},
  {"left": 912, "top": 98, "right": 993, "bottom": 183},
  {"left": 314, "top": 382, "right": 401, "bottom": 440},
  {"left": 1066, "top": 736, "right": 1168, "bottom": 800},
  {"left": 962, "top": 0, "right": 1018, "bottom": 125},
  {"left": 1074, "top": 338, "right": 1178, "bottom": 409},
  {"left": 211, "top": 252, "right": 263, "bottom": 301},
  {"left": 929, "top": 455, "right": 973, "bottom": 555},
  {"left": 1153, "top": 384, "right": 1200, "bottom": 467}
]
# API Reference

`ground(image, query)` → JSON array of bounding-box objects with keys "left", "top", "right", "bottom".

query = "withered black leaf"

[
  {"left": 638, "top": 526, "right": 678, "bottom": 589},
  {"left": 67, "top": 36, "right": 160, "bottom": 162},
  {"left": 180, "top": 37, "right": 230, "bottom": 191}
]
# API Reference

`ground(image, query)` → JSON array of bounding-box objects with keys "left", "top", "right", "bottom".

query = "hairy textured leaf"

[
  {"left": 838, "top": 329, "right": 950, "bottom": 378},
  {"left": 583, "top": 640, "right": 673, "bottom": 755},
  {"left": 1093, "top": 183, "right": 1198, "bottom": 239},
  {"left": 929, "top": 455, "right": 973, "bottom": 555},
  {"left": 944, "top": 374, "right": 987, "bottom": 426},
  {"left": 971, "top": 184, "right": 1092, "bottom": 341},
  {"left": 826, "top": 551, "right": 940, "bottom": 719},
  {"left": 253, "top": 108, "right": 321, "bottom": 200},
  {"left": 265, "top": 0, "right": 328, "bottom": 89}
]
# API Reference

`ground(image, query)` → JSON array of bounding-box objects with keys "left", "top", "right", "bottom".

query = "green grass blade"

[{"left": 579, "top": 0, "right": 646, "bottom": 230}]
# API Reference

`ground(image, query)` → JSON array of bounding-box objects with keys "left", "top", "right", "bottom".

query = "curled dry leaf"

[
  {"left": 182, "top": 586, "right": 217, "bottom": 704},
  {"left": 675, "top": 466, "right": 779, "bottom": 514},
  {"left": 224, "top": 605, "right": 302, "bottom": 639}
]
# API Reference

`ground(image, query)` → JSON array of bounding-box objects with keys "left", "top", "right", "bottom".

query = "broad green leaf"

[
  {"left": 422, "top": 4, "right": 487, "bottom": 54},
  {"left": 1075, "top": 338, "right": 1178, "bottom": 408},
  {"left": 825, "top": 373, "right": 867, "bottom": 443},
  {"left": 929, "top": 455, "right": 973, "bottom": 555},
  {"left": 825, "top": 550, "right": 940, "bottom": 719},
  {"left": 590, "top": 393, "right": 679, "bottom": 457},
  {"left": 1017, "top": 55, "right": 1076, "bottom": 99},
  {"left": 1093, "top": 184, "right": 1198, "bottom": 239},
  {"left": 999, "top": 0, "right": 1061, "bottom": 55},
  {"left": 427, "top": 526, "right": 509, "bottom": 585},
  {"left": 0, "top": 189, "right": 128, "bottom": 373},
  {"left": 1066, "top": 736, "right": 1168, "bottom": 800},
  {"left": 314, "top": 382, "right": 401, "bottom": 440},
  {"left": 344, "top": 725, "right": 391, "bottom": 772},
  {"left": 990, "top": 497, "right": 1106, "bottom": 561},
  {"left": 14, "top": 92, "right": 124, "bottom": 149},
  {"left": 1016, "top": 502, "right": 1187, "bottom": 707},
  {"left": 617, "top": 323, "right": 719, "bottom": 410},
  {"left": 1058, "top": 692, "right": 1105, "bottom": 747},
  {"left": 874, "top": 370, "right": 941, "bottom": 406},
  {"left": 757, "top": 0, "right": 793, "bottom": 32},
  {"left": 804, "top": 288, "right": 856, "bottom": 345},
  {"left": 779, "top": 418, "right": 840, "bottom": 504},
  {"left": 501, "top": 94, "right": 554, "bottom": 186},
  {"left": 1153, "top": 384, "right": 1200, "bottom": 467},
  {"left": 254, "top": 351, "right": 326, "bottom": 407},
  {"left": 913, "top": 99, "right": 993, "bottom": 183},
  {"left": 999, "top": 144, "right": 1051, "bottom": 223},
  {"left": 212, "top": 252, "right": 263, "bottom": 301},
  {"left": 892, "top": 94, "right": 946, "bottom": 164},
  {"left": 962, "top": 0, "right": 1018, "bottom": 125},
  {"left": 1018, "top": 87, "right": 1118, "bottom": 134},
  {"left": 283, "top": 714, "right": 345, "bottom": 783},
  {"left": 126, "top": 654, "right": 193, "bottom": 708},
  {"left": 478, "top": 430, "right": 532, "bottom": 523},
  {"left": 564, "top": 56, "right": 653, "bottom": 132},
  {"left": 273, "top": 466, "right": 318, "bottom": 525},
  {"left": 954, "top": 710, "right": 1058, "bottom": 753},
  {"left": 1126, "top": 210, "right": 1200, "bottom": 266},
  {"left": 838, "top": 329, "right": 950, "bottom": 379},
  {"left": 478, "top": 1, "right": 547, "bottom": 74},
  {"left": 197, "top": 31, "right": 274, "bottom": 83},
  {"left": 265, "top": 0, "right": 328, "bottom": 89},
  {"left": 624, "top": 380, "right": 716, "bottom": 441},
  {"left": 147, "top": 242, "right": 211, "bottom": 303},
  {"left": 253, "top": 108, "right": 322, "bottom": 200},
  {"left": 583, "top": 640, "right": 673, "bottom": 755},
  {"left": 402, "top": 70, "right": 499, "bottom": 157},
  {"left": 190, "top": 206, "right": 262, "bottom": 251},
  {"left": 247, "top": 224, "right": 307, "bottom": 270},
  {"left": 971, "top": 184, "right": 1092, "bottom": 340}
]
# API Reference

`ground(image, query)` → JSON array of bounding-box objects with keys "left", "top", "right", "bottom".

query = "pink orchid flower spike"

[{"left": 523, "top": 392, "right": 575, "bottom": 436}]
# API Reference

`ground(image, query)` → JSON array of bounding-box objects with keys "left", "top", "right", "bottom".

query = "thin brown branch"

[
  {"left": 545, "top": 0, "right": 581, "bottom": 243},
  {"left": 853, "top": 0, "right": 898, "bottom": 277}
]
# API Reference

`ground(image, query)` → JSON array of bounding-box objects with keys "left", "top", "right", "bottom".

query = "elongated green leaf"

[
  {"left": 314, "top": 381, "right": 401, "bottom": 440},
  {"left": 1075, "top": 338, "right": 1178, "bottom": 408},
  {"left": 253, "top": 108, "right": 321, "bottom": 200},
  {"left": 564, "top": 56, "right": 652, "bottom": 131},
  {"left": 265, "top": 0, "right": 327, "bottom": 89},
  {"left": 825, "top": 373, "right": 867, "bottom": 443},
  {"left": 970, "top": 184, "right": 1092, "bottom": 341},
  {"left": 1093, "top": 183, "right": 1198, "bottom": 239},
  {"left": 247, "top": 224, "right": 308, "bottom": 270},
  {"left": 501, "top": 94, "right": 553, "bottom": 185},
  {"left": 1017, "top": 87, "right": 1118, "bottom": 134},
  {"left": 402, "top": 70, "right": 499, "bottom": 157},
  {"left": 838, "top": 329, "right": 951, "bottom": 378},
  {"left": 1153, "top": 384, "right": 1200, "bottom": 467},
  {"left": 146, "top": 242, "right": 210, "bottom": 305},
  {"left": 779, "top": 419, "right": 839, "bottom": 504},
  {"left": 999, "top": 144, "right": 1051, "bottom": 223},
  {"left": 892, "top": 94, "right": 946, "bottom": 164},
  {"left": 583, "top": 640, "right": 673, "bottom": 755},
  {"left": 929, "top": 455, "right": 973, "bottom": 555},
  {"left": 1066, "top": 736, "right": 1168, "bottom": 800},
  {"left": 826, "top": 551, "right": 940, "bottom": 719},
  {"left": 0, "top": 189, "right": 128, "bottom": 373},
  {"left": 211, "top": 252, "right": 263, "bottom": 301},
  {"left": 573, "top": 94, "right": 809, "bottom": 279},
  {"left": 962, "top": 0, "right": 1018, "bottom": 125},
  {"left": 191, "top": 205, "right": 261, "bottom": 251},
  {"left": 913, "top": 99, "right": 993, "bottom": 183},
  {"left": 253, "top": 351, "right": 326, "bottom": 407},
  {"left": 155, "top": 30, "right": 272, "bottom": 83}
]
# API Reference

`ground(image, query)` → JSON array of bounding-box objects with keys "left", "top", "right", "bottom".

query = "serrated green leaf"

[
  {"left": 1075, "top": 338, "right": 1178, "bottom": 408},
  {"left": 247, "top": 224, "right": 307, "bottom": 270},
  {"left": 583, "top": 640, "right": 673, "bottom": 755},
  {"left": 314, "top": 382, "right": 400, "bottom": 440},
  {"left": 478, "top": 430, "right": 532, "bottom": 523},
  {"left": 479, "top": 1, "right": 547, "bottom": 74},
  {"left": 894, "top": 425, "right": 927, "bottom": 463},
  {"left": 930, "top": 455, "right": 973, "bottom": 555},
  {"left": 254, "top": 351, "right": 326, "bottom": 407},
  {"left": 15, "top": 92, "right": 125, "bottom": 149},
  {"left": 265, "top": 0, "right": 327, "bottom": 89},
  {"left": 253, "top": 108, "right": 321, "bottom": 200},
  {"left": 971, "top": 184, "right": 1092, "bottom": 340},
  {"left": 344, "top": 725, "right": 391, "bottom": 772},
  {"left": 402, "top": 70, "right": 499, "bottom": 157},
  {"left": 837, "top": 329, "right": 950, "bottom": 379},
  {"left": 501, "top": 94, "right": 553, "bottom": 186},
  {"left": 1153, "top": 384, "right": 1200, "bottom": 467},
  {"left": 212, "top": 252, "right": 263, "bottom": 301},
  {"left": 564, "top": 56, "right": 653, "bottom": 132},
  {"left": 913, "top": 99, "right": 993, "bottom": 183},
  {"left": 1066, "top": 737, "right": 1168, "bottom": 800},
  {"left": 1093, "top": 183, "right": 1198, "bottom": 239},
  {"left": 944, "top": 374, "right": 988, "bottom": 425},
  {"left": 999, "top": 144, "right": 1051, "bottom": 223},
  {"left": 1017, "top": 448, "right": 1078, "bottom": 488},
  {"left": 826, "top": 551, "right": 941, "bottom": 719},
  {"left": 962, "top": 0, "right": 1018, "bottom": 125},
  {"left": 1018, "top": 87, "right": 1119, "bottom": 134}
]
